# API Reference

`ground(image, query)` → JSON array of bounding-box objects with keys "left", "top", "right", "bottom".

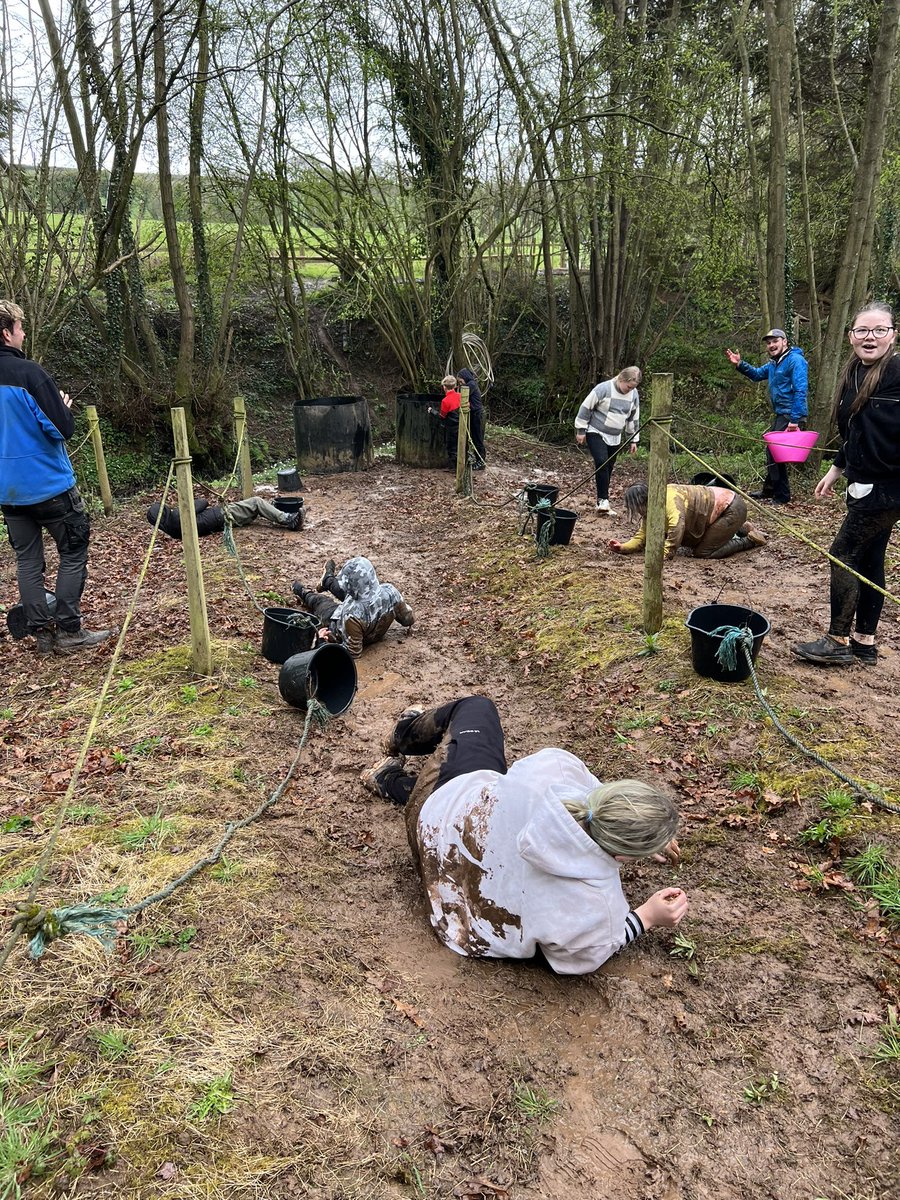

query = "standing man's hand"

[
  {"left": 61, "top": 392, "right": 72, "bottom": 408},
  {"left": 725, "top": 348, "right": 741, "bottom": 366},
  {"left": 628, "top": 442, "right": 638, "bottom": 456},
  {"left": 786, "top": 422, "right": 799, "bottom": 432},
  {"left": 575, "top": 432, "right": 586, "bottom": 446}
]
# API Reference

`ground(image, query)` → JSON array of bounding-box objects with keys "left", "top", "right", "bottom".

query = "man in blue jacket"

[
  {"left": 726, "top": 328, "right": 808, "bottom": 505},
  {"left": 0, "top": 301, "right": 110, "bottom": 655}
]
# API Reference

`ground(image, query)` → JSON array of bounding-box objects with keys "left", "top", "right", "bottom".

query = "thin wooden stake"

[
  {"left": 641, "top": 373, "right": 673, "bottom": 634},
  {"left": 233, "top": 395, "right": 254, "bottom": 499},
  {"left": 85, "top": 405, "right": 113, "bottom": 515},
  {"left": 171, "top": 407, "right": 213, "bottom": 676},
  {"left": 456, "top": 385, "right": 470, "bottom": 495}
]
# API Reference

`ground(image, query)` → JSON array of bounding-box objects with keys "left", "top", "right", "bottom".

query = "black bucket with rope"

[
  {"left": 261, "top": 608, "right": 319, "bottom": 664},
  {"left": 279, "top": 643, "right": 358, "bottom": 715},
  {"left": 685, "top": 604, "right": 770, "bottom": 683},
  {"left": 535, "top": 505, "right": 578, "bottom": 549},
  {"left": 524, "top": 482, "right": 560, "bottom": 508}
]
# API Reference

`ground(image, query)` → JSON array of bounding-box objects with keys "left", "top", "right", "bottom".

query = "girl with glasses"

[{"left": 794, "top": 304, "right": 900, "bottom": 667}]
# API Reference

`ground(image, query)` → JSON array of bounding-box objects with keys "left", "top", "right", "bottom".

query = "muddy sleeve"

[
  {"left": 665, "top": 493, "right": 686, "bottom": 556},
  {"left": 342, "top": 617, "right": 365, "bottom": 658},
  {"left": 393, "top": 600, "right": 414, "bottom": 628},
  {"left": 618, "top": 521, "right": 646, "bottom": 553}
]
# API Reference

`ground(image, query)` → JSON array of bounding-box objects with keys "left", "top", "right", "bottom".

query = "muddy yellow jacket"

[{"left": 619, "top": 485, "right": 718, "bottom": 557}]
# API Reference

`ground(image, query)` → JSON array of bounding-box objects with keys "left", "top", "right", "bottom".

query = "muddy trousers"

[
  {"left": 377, "top": 696, "right": 508, "bottom": 844},
  {"left": 693, "top": 497, "right": 756, "bottom": 558},
  {"left": 761, "top": 415, "right": 803, "bottom": 503},
  {"left": 828, "top": 499, "right": 900, "bottom": 637},
  {"left": 226, "top": 496, "right": 294, "bottom": 527},
  {"left": 585, "top": 432, "right": 621, "bottom": 503},
  {"left": 1, "top": 488, "right": 90, "bottom": 633}
]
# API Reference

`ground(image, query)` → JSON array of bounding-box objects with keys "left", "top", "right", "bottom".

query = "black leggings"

[
  {"left": 586, "top": 433, "right": 620, "bottom": 502},
  {"left": 829, "top": 499, "right": 900, "bottom": 637}
]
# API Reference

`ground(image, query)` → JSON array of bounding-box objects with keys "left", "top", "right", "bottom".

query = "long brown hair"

[{"left": 833, "top": 303, "right": 898, "bottom": 419}]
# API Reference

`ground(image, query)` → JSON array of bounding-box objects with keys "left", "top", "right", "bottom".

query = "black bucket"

[
  {"left": 685, "top": 604, "right": 770, "bottom": 683},
  {"left": 524, "top": 482, "right": 560, "bottom": 507},
  {"left": 273, "top": 498, "right": 303, "bottom": 514},
  {"left": 535, "top": 506, "right": 578, "bottom": 547},
  {"left": 7, "top": 592, "right": 57, "bottom": 640},
  {"left": 279, "top": 643, "right": 358, "bottom": 715},
  {"left": 690, "top": 471, "right": 737, "bottom": 488},
  {"left": 261, "top": 608, "right": 318, "bottom": 665},
  {"left": 277, "top": 468, "right": 303, "bottom": 491}
]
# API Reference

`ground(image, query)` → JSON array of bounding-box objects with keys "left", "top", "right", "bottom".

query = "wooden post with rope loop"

[
  {"left": 85, "top": 406, "right": 113, "bottom": 515},
  {"left": 171, "top": 407, "right": 213, "bottom": 675},
  {"left": 456, "top": 385, "right": 471, "bottom": 495},
  {"left": 233, "top": 395, "right": 255, "bottom": 499},
  {"left": 641, "top": 373, "right": 673, "bottom": 634}
]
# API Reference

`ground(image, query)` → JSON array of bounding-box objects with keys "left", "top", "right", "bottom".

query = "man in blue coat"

[
  {"left": 726, "top": 328, "right": 808, "bottom": 505},
  {"left": 0, "top": 300, "right": 110, "bottom": 655}
]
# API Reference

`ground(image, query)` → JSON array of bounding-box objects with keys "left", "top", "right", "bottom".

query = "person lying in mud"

[
  {"left": 608, "top": 482, "right": 766, "bottom": 559},
  {"left": 361, "top": 695, "right": 687, "bottom": 974},
  {"left": 292, "top": 556, "right": 414, "bottom": 659},
  {"left": 147, "top": 495, "right": 303, "bottom": 539}
]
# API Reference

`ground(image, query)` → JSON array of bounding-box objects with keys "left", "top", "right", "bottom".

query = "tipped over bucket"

[
  {"left": 279, "top": 643, "right": 358, "bottom": 715},
  {"left": 685, "top": 604, "right": 770, "bottom": 683},
  {"left": 261, "top": 608, "right": 318, "bottom": 664}
]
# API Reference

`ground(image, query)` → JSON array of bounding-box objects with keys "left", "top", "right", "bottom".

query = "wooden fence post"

[
  {"left": 456, "top": 385, "right": 470, "bottom": 495},
  {"left": 171, "top": 407, "right": 213, "bottom": 676},
  {"left": 233, "top": 395, "right": 254, "bottom": 499},
  {"left": 641, "top": 373, "right": 673, "bottom": 634},
  {"left": 85, "top": 405, "right": 113, "bottom": 515}
]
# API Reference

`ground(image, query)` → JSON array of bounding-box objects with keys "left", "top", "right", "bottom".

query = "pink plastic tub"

[{"left": 763, "top": 429, "right": 819, "bottom": 463}]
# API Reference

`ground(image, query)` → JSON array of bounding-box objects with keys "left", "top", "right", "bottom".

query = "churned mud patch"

[{"left": 1, "top": 435, "right": 899, "bottom": 1199}]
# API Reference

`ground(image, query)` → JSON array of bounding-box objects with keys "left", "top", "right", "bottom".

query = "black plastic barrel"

[
  {"left": 293, "top": 396, "right": 372, "bottom": 474},
  {"left": 535, "top": 506, "right": 578, "bottom": 547},
  {"left": 278, "top": 643, "right": 358, "bottom": 715},
  {"left": 396, "top": 394, "right": 448, "bottom": 467},
  {"left": 261, "top": 608, "right": 318, "bottom": 665},
  {"left": 524, "top": 482, "right": 560, "bottom": 507},
  {"left": 273, "top": 498, "right": 303, "bottom": 513},
  {"left": 685, "top": 604, "right": 770, "bottom": 683}
]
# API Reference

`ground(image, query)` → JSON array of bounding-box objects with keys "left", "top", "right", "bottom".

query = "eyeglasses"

[{"left": 848, "top": 326, "right": 894, "bottom": 339}]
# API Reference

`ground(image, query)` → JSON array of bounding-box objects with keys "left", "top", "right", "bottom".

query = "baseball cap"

[{"left": 763, "top": 328, "right": 787, "bottom": 340}]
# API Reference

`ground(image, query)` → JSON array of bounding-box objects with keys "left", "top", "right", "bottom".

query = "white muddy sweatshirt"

[{"left": 415, "top": 748, "right": 641, "bottom": 974}]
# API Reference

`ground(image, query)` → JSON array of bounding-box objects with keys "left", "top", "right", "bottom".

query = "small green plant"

[
  {"left": 93, "top": 884, "right": 128, "bottom": 905},
  {"left": 232, "top": 766, "right": 247, "bottom": 782},
  {"left": 118, "top": 808, "right": 175, "bottom": 851},
  {"left": 239, "top": 676, "right": 258, "bottom": 689},
  {"left": 224, "top": 704, "right": 241, "bottom": 717},
  {"left": 0, "top": 1091, "right": 58, "bottom": 1197},
  {"left": 637, "top": 632, "right": 662, "bottom": 657},
  {"left": 1, "top": 815, "right": 33, "bottom": 834},
  {"left": 211, "top": 857, "right": 240, "bottom": 883},
  {"left": 193, "top": 723, "right": 214, "bottom": 737},
  {"left": 131, "top": 736, "right": 162, "bottom": 757},
  {"left": 821, "top": 788, "right": 855, "bottom": 815},
  {"left": 512, "top": 1082, "right": 558, "bottom": 1120},
  {"left": 65, "top": 804, "right": 102, "bottom": 825},
  {"left": 621, "top": 712, "right": 656, "bottom": 730},
  {"left": 94, "top": 1029, "right": 134, "bottom": 1061},
  {"left": 670, "top": 932, "right": 700, "bottom": 976},
  {"left": 870, "top": 1007, "right": 900, "bottom": 1065},
  {"left": 0, "top": 707, "right": 14, "bottom": 719},
  {"left": 0, "top": 867, "right": 37, "bottom": 895},
  {"left": 800, "top": 816, "right": 851, "bottom": 848},
  {"left": 188, "top": 1074, "right": 235, "bottom": 1119},
  {"left": 176, "top": 926, "right": 198, "bottom": 951},
  {"left": 112, "top": 749, "right": 128, "bottom": 765},
  {"left": 657, "top": 679, "right": 677, "bottom": 692},
  {"left": 730, "top": 768, "right": 759, "bottom": 791},
  {"left": 743, "top": 1072, "right": 782, "bottom": 1104},
  {"left": 130, "top": 924, "right": 195, "bottom": 959},
  {"left": 179, "top": 684, "right": 198, "bottom": 704},
  {"left": 868, "top": 876, "right": 900, "bottom": 925},
  {"left": 116, "top": 677, "right": 135, "bottom": 693},
  {"left": 846, "top": 844, "right": 891, "bottom": 887}
]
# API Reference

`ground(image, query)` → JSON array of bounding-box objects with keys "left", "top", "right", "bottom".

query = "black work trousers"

[{"left": 1, "top": 487, "right": 90, "bottom": 633}]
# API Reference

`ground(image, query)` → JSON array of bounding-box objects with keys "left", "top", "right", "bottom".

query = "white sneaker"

[{"left": 596, "top": 500, "right": 616, "bottom": 516}]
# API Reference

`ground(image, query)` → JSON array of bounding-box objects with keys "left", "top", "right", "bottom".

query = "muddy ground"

[{"left": 2, "top": 435, "right": 899, "bottom": 1200}]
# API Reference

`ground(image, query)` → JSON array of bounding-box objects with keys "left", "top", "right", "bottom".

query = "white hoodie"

[{"left": 415, "top": 748, "right": 631, "bottom": 974}]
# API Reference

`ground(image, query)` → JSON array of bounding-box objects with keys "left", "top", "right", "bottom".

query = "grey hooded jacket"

[{"left": 329, "top": 557, "right": 414, "bottom": 657}]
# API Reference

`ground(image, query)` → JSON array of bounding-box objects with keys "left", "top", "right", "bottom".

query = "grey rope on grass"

[
  {"left": 712, "top": 626, "right": 900, "bottom": 816},
  {"left": 9, "top": 698, "right": 331, "bottom": 961}
]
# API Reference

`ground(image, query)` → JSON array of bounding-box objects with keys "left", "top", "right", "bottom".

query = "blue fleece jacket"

[
  {"left": 735, "top": 345, "right": 808, "bottom": 422},
  {"left": 0, "top": 345, "right": 75, "bottom": 505}
]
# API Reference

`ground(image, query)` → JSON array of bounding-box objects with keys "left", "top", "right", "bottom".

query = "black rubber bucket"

[
  {"left": 690, "top": 471, "right": 737, "bottom": 488},
  {"left": 261, "top": 608, "right": 318, "bottom": 665},
  {"left": 273, "top": 498, "right": 303, "bottom": 513},
  {"left": 685, "top": 604, "right": 770, "bottom": 683},
  {"left": 277, "top": 468, "right": 303, "bottom": 491},
  {"left": 293, "top": 396, "right": 372, "bottom": 474},
  {"left": 524, "top": 482, "right": 560, "bottom": 507},
  {"left": 535, "top": 506, "right": 578, "bottom": 547},
  {"left": 7, "top": 592, "right": 57, "bottom": 639},
  {"left": 395, "top": 394, "right": 447, "bottom": 467},
  {"left": 279, "top": 643, "right": 358, "bottom": 715}
]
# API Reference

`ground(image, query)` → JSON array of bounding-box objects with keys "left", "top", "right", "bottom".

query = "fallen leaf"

[
  {"left": 156, "top": 1161, "right": 178, "bottom": 1181},
  {"left": 391, "top": 998, "right": 425, "bottom": 1028}
]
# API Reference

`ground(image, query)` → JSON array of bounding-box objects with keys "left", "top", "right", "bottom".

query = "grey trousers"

[
  {"left": 226, "top": 496, "right": 293, "bottom": 527},
  {"left": 1, "top": 487, "right": 90, "bottom": 632}
]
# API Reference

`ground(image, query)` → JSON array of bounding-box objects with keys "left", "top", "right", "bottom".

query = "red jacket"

[{"left": 440, "top": 389, "right": 461, "bottom": 418}]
